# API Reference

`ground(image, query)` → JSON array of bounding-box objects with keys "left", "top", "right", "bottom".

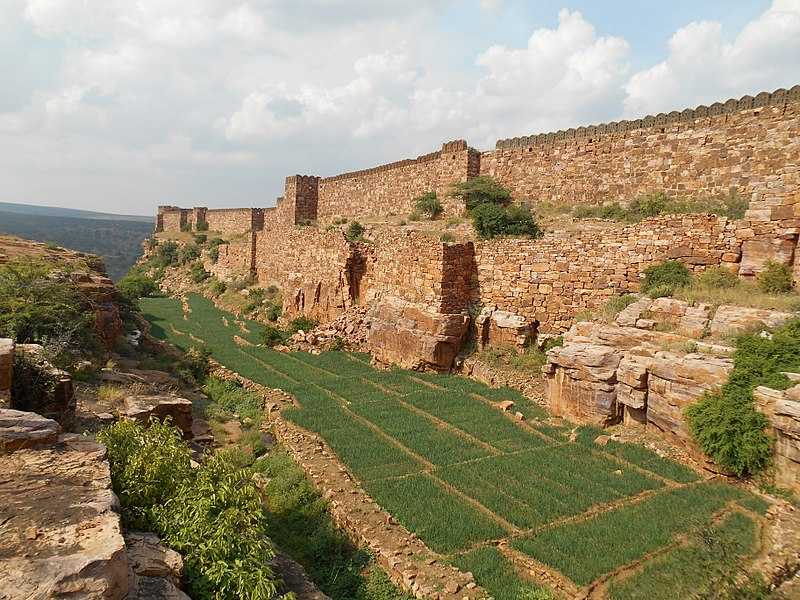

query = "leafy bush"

[
  {"left": 181, "top": 346, "right": 210, "bottom": 383},
  {"left": 194, "top": 234, "right": 207, "bottom": 244},
  {"left": 99, "top": 421, "right": 288, "bottom": 600},
  {"left": 345, "top": 221, "right": 365, "bottom": 242},
  {"left": 196, "top": 221, "right": 209, "bottom": 232},
  {"left": 440, "top": 232, "right": 455, "bottom": 243},
  {"left": 178, "top": 244, "right": 200, "bottom": 265},
  {"left": 641, "top": 260, "right": 692, "bottom": 297},
  {"left": 117, "top": 271, "right": 160, "bottom": 302},
  {"left": 289, "top": 315, "right": 317, "bottom": 333},
  {"left": 189, "top": 262, "right": 210, "bottom": 283},
  {"left": 262, "top": 325, "right": 289, "bottom": 347},
  {"left": 208, "top": 246, "right": 220, "bottom": 263},
  {"left": 209, "top": 278, "right": 227, "bottom": 297},
  {"left": 98, "top": 418, "right": 193, "bottom": 530},
  {"left": 470, "top": 202, "right": 541, "bottom": 239},
  {"left": 180, "top": 222, "right": 192, "bottom": 232},
  {"left": 449, "top": 175, "right": 512, "bottom": 212},
  {"left": 695, "top": 266, "right": 739, "bottom": 289},
  {"left": 265, "top": 302, "right": 282, "bottom": 322},
  {"left": 0, "top": 258, "right": 97, "bottom": 350},
  {"left": 756, "top": 260, "right": 793, "bottom": 294},
  {"left": 686, "top": 319, "right": 800, "bottom": 476},
  {"left": 414, "top": 192, "right": 443, "bottom": 219},
  {"left": 203, "top": 377, "right": 264, "bottom": 423},
  {"left": 152, "top": 241, "right": 179, "bottom": 268}
]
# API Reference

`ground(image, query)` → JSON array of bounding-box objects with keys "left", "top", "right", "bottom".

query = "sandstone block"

[
  {"left": 709, "top": 305, "right": 795, "bottom": 337},
  {"left": 0, "top": 409, "right": 61, "bottom": 452},
  {"left": 122, "top": 396, "right": 193, "bottom": 438},
  {"left": 739, "top": 238, "right": 797, "bottom": 277}
]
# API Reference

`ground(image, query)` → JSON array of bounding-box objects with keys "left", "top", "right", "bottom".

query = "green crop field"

[{"left": 141, "top": 294, "right": 768, "bottom": 597}]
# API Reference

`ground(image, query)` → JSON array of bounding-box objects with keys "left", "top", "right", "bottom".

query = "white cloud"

[
  {"left": 624, "top": 0, "right": 800, "bottom": 115},
  {"left": 1, "top": 1, "right": 799, "bottom": 214}
]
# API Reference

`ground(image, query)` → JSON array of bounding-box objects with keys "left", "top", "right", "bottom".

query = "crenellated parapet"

[{"left": 494, "top": 85, "right": 800, "bottom": 149}]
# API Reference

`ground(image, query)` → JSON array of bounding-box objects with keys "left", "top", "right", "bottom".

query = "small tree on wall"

[
  {"left": 449, "top": 176, "right": 541, "bottom": 240},
  {"left": 413, "top": 192, "right": 443, "bottom": 219}
]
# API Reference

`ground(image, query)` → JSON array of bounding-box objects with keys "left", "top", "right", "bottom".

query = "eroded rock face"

[
  {"left": 755, "top": 383, "right": 800, "bottom": 495},
  {"left": 12, "top": 344, "right": 75, "bottom": 426},
  {"left": 543, "top": 343, "right": 621, "bottom": 426},
  {"left": 368, "top": 296, "right": 468, "bottom": 371},
  {"left": 0, "top": 411, "right": 129, "bottom": 599},
  {"left": 475, "top": 306, "right": 535, "bottom": 351}
]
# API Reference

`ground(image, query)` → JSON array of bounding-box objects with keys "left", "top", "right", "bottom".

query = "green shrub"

[
  {"left": 0, "top": 258, "right": 97, "bottom": 350},
  {"left": 203, "top": 378, "right": 264, "bottom": 425},
  {"left": 194, "top": 234, "right": 207, "bottom": 244},
  {"left": 414, "top": 192, "right": 443, "bottom": 219},
  {"left": 696, "top": 266, "right": 739, "bottom": 289},
  {"left": 100, "top": 421, "right": 288, "bottom": 600},
  {"left": 98, "top": 418, "right": 193, "bottom": 530},
  {"left": 189, "top": 262, "right": 210, "bottom": 283},
  {"left": 345, "top": 221, "right": 365, "bottom": 242},
  {"left": 117, "top": 271, "right": 160, "bottom": 302},
  {"left": 289, "top": 315, "right": 317, "bottom": 333},
  {"left": 178, "top": 244, "right": 200, "bottom": 265},
  {"left": 642, "top": 260, "right": 692, "bottom": 297},
  {"left": 470, "top": 202, "right": 541, "bottom": 240},
  {"left": 265, "top": 302, "right": 282, "bottom": 322},
  {"left": 686, "top": 319, "right": 800, "bottom": 476},
  {"left": 181, "top": 346, "right": 210, "bottom": 383},
  {"left": 756, "top": 260, "right": 793, "bottom": 294},
  {"left": 196, "top": 221, "right": 209, "bottom": 232},
  {"left": 449, "top": 175, "right": 512, "bottom": 212},
  {"left": 572, "top": 202, "right": 629, "bottom": 221},
  {"left": 262, "top": 325, "right": 288, "bottom": 347},
  {"left": 440, "top": 232, "right": 455, "bottom": 243},
  {"left": 152, "top": 241, "right": 179, "bottom": 268},
  {"left": 209, "top": 278, "right": 227, "bottom": 297}
]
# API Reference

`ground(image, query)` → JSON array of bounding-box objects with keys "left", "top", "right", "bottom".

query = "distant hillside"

[
  {"left": 0, "top": 210, "right": 153, "bottom": 280},
  {"left": 0, "top": 201, "right": 152, "bottom": 222}
]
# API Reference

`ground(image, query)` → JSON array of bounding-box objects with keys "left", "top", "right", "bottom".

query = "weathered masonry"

[{"left": 158, "top": 85, "right": 800, "bottom": 364}]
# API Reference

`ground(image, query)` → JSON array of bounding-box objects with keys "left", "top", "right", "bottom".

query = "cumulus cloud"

[
  {"left": 624, "top": 0, "right": 800, "bottom": 115},
  {"left": 1, "top": 1, "right": 799, "bottom": 214}
]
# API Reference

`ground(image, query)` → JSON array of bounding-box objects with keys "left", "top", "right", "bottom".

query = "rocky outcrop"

[
  {"left": 368, "top": 296, "right": 469, "bottom": 371},
  {"left": 0, "top": 409, "right": 129, "bottom": 599},
  {"left": 709, "top": 305, "right": 795, "bottom": 337},
  {"left": 755, "top": 383, "right": 800, "bottom": 494},
  {"left": 475, "top": 306, "right": 535, "bottom": 351},
  {"left": 121, "top": 395, "right": 193, "bottom": 439},
  {"left": 125, "top": 532, "right": 190, "bottom": 600},
  {"left": 544, "top": 319, "right": 734, "bottom": 442}
]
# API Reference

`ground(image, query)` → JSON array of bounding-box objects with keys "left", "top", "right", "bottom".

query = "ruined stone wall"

[
  {"left": 317, "top": 141, "right": 477, "bottom": 223},
  {"left": 204, "top": 208, "right": 264, "bottom": 233},
  {"left": 254, "top": 228, "right": 354, "bottom": 321},
  {"left": 482, "top": 87, "right": 800, "bottom": 210},
  {"left": 207, "top": 235, "right": 255, "bottom": 282},
  {"left": 160, "top": 210, "right": 186, "bottom": 232},
  {"left": 474, "top": 215, "right": 741, "bottom": 332}
]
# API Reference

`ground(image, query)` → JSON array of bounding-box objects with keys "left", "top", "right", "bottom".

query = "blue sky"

[{"left": 0, "top": 0, "right": 797, "bottom": 215}]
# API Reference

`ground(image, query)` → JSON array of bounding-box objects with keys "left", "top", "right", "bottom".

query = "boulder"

[
  {"left": 544, "top": 343, "right": 622, "bottom": 426},
  {"left": 0, "top": 409, "right": 60, "bottom": 452},
  {"left": 615, "top": 296, "right": 652, "bottom": 327},
  {"left": 122, "top": 396, "right": 194, "bottom": 438},
  {"left": 0, "top": 413, "right": 129, "bottom": 599},
  {"left": 367, "top": 296, "right": 469, "bottom": 371},
  {"left": 709, "top": 305, "right": 795, "bottom": 337},
  {"left": 646, "top": 352, "right": 733, "bottom": 442},
  {"left": 125, "top": 532, "right": 190, "bottom": 600},
  {"left": 739, "top": 237, "right": 797, "bottom": 278}
]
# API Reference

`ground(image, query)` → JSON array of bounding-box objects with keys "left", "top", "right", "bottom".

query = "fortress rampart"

[{"left": 162, "top": 85, "right": 800, "bottom": 360}]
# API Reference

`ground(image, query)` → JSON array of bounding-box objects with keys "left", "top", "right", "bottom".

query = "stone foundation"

[{"left": 756, "top": 385, "right": 800, "bottom": 495}]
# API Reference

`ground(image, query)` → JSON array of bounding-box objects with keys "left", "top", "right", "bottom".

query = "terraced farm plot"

[{"left": 142, "top": 295, "right": 769, "bottom": 597}]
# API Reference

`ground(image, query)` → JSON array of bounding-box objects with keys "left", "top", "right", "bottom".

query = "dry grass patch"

[{"left": 673, "top": 280, "right": 800, "bottom": 312}]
